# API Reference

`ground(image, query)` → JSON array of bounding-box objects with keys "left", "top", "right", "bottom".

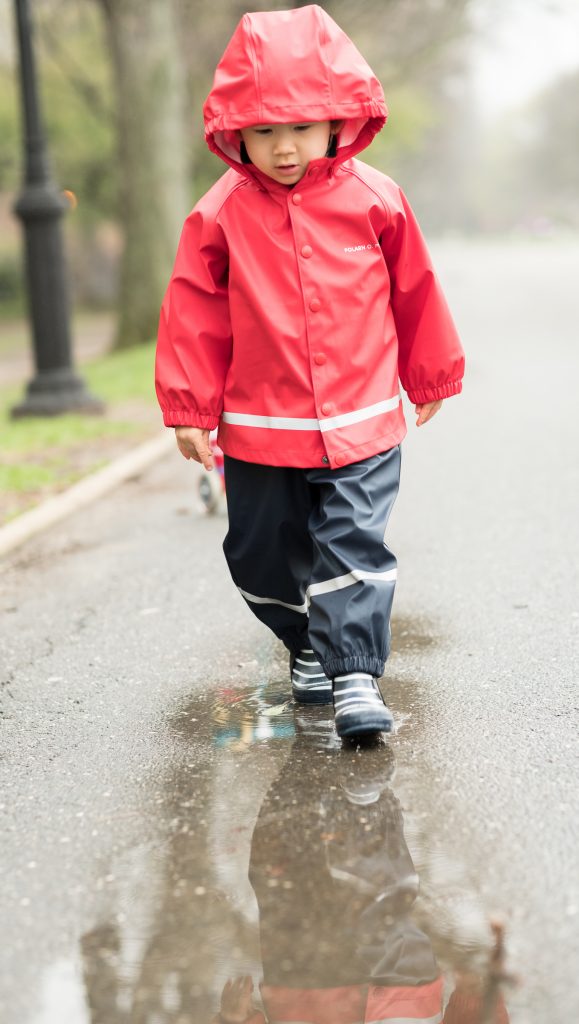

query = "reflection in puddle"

[
  {"left": 76, "top": 680, "right": 514, "bottom": 1023},
  {"left": 209, "top": 685, "right": 294, "bottom": 749}
]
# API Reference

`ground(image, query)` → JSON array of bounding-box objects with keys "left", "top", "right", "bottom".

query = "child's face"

[{"left": 238, "top": 121, "right": 339, "bottom": 185}]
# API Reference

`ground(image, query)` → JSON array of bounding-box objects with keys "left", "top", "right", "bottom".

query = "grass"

[
  {"left": 0, "top": 340, "right": 160, "bottom": 524},
  {"left": 83, "top": 340, "right": 157, "bottom": 403}
]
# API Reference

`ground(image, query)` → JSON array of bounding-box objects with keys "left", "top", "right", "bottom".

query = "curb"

[{"left": 0, "top": 431, "right": 175, "bottom": 561}]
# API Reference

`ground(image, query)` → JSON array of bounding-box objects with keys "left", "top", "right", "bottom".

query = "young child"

[{"left": 155, "top": 4, "right": 464, "bottom": 739}]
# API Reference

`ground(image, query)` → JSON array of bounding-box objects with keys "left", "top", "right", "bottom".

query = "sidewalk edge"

[{"left": 0, "top": 432, "right": 175, "bottom": 560}]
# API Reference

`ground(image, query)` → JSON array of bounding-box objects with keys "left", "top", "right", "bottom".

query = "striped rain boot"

[
  {"left": 332, "top": 673, "right": 394, "bottom": 738},
  {"left": 290, "top": 649, "right": 332, "bottom": 705}
]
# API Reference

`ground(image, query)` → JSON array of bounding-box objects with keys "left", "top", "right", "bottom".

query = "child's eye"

[
  {"left": 254, "top": 128, "right": 272, "bottom": 135},
  {"left": 294, "top": 124, "right": 312, "bottom": 132}
]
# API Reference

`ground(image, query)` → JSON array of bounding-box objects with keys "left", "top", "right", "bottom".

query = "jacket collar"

[{"left": 239, "top": 156, "right": 338, "bottom": 195}]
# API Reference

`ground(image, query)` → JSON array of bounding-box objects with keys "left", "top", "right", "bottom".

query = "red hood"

[{"left": 203, "top": 4, "right": 387, "bottom": 174}]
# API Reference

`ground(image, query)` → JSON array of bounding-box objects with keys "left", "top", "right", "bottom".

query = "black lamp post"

[{"left": 10, "top": 0, "right": 104, "bottom": 417}]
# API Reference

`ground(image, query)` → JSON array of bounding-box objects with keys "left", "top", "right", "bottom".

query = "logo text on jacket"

[{"left": 343, "top": 242, "right": 381, "bottom": 253}]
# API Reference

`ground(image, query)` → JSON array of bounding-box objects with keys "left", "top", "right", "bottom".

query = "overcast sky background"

[{"left": 470, "top": 0, "right": 579, "bottom": 116}]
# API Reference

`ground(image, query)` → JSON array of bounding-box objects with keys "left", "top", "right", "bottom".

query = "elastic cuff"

[
  {"left": 406, "top": 379, "right": 463, "bottom": 404},
  {"left": 323, "top": 655, "right": 385, "bottom": 679},
  {"left": 162, "top": 409, "right": 220, "bottom": 429}
]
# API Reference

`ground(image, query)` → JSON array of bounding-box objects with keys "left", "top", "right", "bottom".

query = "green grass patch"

[
  {"left": 83, "top": 340, "right": 157, "bottom": 402},
  {"left": 0, "top": 461, "right": 58, "bottom": 492},
  {"left": 0, "top": 340, "right": 159, "bottom": 521},
  {"left": 1, "top": 339, "right": 156, "bottom": 446},
  {"left": 0, "top": 406, "right": 141, "bottom": 456}
]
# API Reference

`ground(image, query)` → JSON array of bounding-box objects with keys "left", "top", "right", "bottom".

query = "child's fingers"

[
  {"left": 176, "top": 437, "right": 194, "bottom": 460},
  {"left": 415, "top": 401, "right": 442, "bottom": 426},
  {"left": 414, "top": 404, "right": 427, "bottom": 426},
  {"left": 175, "top": 429, "right": 214, "bottom": 469},
  {"left": 221, "top": 976, "right": 254, "bottom": 1017},
  {"left": 176, "top": 439, "right": 204, "bottom": 462},
  {"left": 195, "top": 440, "right": 214, "bottom": 472},
  {"left": 428, "top": 400, "right": 443, "bottom": 421}
]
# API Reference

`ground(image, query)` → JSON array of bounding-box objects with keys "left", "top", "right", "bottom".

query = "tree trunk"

[{"left": 101, "top": 0, "right": 190, "bottom": 349}]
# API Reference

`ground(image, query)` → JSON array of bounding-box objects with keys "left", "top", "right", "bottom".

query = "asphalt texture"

[{"left": 1, "top": 240, "right": 578, "bottom": 1024}]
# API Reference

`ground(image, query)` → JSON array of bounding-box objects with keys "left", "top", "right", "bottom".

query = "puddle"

[
  {"left": 4, "top": 625, "right": 518, "bottom": 1023},
  {"left": 169, "top": 679, "right": 295, "bottom": 750},
  {"left": 60, "top": 678, "right": 515, "bottom": 1023}
]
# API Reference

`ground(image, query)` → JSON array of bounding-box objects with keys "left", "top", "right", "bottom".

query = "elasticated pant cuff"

[{"left": 323, "top": 655, "right": 385, "bottom": 680}]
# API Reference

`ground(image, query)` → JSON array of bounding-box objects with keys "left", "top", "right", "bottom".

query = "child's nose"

[{"left": 274, "top": 132, "right": 296, "bottom": 154}]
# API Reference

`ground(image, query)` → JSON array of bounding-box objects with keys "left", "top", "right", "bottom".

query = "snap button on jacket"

[{"left": 155, "top": 5, "right": 465, "bottom": 469}]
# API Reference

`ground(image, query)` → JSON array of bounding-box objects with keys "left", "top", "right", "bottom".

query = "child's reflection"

[{"left": 213, "top": 710, "right": 509, "bottom": 1024}]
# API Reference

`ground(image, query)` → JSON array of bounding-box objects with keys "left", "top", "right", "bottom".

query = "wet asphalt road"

[{"left": 1, "top": 240, "right": 578, "bottom": 1024}]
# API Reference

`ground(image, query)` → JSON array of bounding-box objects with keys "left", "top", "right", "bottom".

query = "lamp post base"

[{"left": 10, "top": 367, "right": 105, "bottom": 418}]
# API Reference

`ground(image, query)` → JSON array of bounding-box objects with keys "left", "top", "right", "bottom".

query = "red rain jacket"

[
  {"left": 155, "top": 5, "right": 464, "bottom": 469},
  {"left": 209, "top": 979, "right": 510, "bottom": 1024}
]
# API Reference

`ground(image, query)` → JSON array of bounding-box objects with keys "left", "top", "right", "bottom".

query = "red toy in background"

[{"left": 198, "top": 432, "right": 226, "bottom": 514}]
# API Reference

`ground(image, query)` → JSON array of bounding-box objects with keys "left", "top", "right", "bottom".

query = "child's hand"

[
  {"left": 415, "top": 400, "right": 442, "bottom": 427},
  {"left": 175, "top": 426, "right": 214, "bottom": 471},
  {"left": 219, "top": 975, "right": 254, "bottom": 1023}
]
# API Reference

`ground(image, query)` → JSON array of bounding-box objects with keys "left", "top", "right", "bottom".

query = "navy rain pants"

[{"left": 222, "top": 447, "right": 401, "bottom": 680}]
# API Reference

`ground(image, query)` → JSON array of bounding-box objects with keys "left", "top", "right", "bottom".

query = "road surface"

[{"left": 1, "top": 239, "right": 578, "bottom": 1023}]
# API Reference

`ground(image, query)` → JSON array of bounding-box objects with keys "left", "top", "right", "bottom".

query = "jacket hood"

[{"left": 203, "top": 4, "right": 387, "bottom": 173}]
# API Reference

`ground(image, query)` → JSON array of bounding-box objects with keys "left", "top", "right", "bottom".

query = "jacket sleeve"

[
  {"left": 155, "top": 204, "right": 232, "bottom": 429},
  {"left": 380, "top": 186, "right": 465, "bottom": 405}
]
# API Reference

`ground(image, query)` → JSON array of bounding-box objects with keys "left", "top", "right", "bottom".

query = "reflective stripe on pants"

[{"left": 222, "top": 447, "right": 401, "bottom": 679}]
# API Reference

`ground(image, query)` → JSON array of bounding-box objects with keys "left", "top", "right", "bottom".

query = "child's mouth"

[{"left": 276, "top": 164, "right": 299, "bottom": 175}]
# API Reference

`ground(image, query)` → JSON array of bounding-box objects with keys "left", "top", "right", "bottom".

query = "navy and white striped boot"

[
  {"left": 332, "top": 673, "right": 394, "bottom": 738},
  {"left": 290, "top": 649, "right": 333, "bottom": 705}
]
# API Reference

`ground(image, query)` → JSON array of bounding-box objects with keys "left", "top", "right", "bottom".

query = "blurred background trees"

[
  {"left": 97, "top": 0, "right": 190, "bottom": 349},
  {"left": 0, "top": 0, "right": 577, "bottom": 350}
]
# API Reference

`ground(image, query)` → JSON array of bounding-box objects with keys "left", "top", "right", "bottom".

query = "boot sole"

[{"left": 336, "top": 713, "right": 394, "bottom": 737}]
